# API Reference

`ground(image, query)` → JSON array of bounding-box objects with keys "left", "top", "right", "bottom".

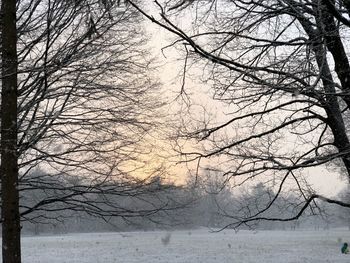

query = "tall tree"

[
  {"left": 1, "top": 0, "right": 21, "bottom": 261},
  {"left": 0, "top": 0, "right": 180, "bottom": 261},
  {"left": 129, "top": 0, "right": 350, "bottom": 228}
]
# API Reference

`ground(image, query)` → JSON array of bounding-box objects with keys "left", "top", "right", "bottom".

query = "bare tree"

[
  {"left": 127, "top": 0, "right": 350, "bottom": 228},
  {"left": 1, "top": 0, "right": 182, "bottom": 262}
]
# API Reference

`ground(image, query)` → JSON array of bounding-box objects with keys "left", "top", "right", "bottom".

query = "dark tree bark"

[{"left": 1, "top": 0, "right": 21, "bottom": 262}]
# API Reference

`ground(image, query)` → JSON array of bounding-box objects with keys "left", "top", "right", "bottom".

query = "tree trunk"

[{"left": 1, "top": 0, "right": 21, "bottom": 262}]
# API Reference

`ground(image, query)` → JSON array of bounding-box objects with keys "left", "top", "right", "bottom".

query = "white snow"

[{"left": 8, "top": 229, "right": 350, "bottom": 262}]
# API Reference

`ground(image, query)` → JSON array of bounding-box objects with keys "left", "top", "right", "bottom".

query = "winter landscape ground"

[{"left": 9, "top": 228, "right": 350, "bottom": 263}]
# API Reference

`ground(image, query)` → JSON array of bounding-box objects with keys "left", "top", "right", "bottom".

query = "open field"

[{"left": 12, "top": 229, "right": 350, "bottom": 262}]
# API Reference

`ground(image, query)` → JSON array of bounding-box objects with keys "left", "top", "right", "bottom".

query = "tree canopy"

[{"left": 128, "top": 0, "right": 350, "bottom": 228}]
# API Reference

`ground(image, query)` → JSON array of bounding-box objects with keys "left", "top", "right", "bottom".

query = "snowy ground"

[{"left": 13, "top": 229, "right": 350, "bottom": 262}]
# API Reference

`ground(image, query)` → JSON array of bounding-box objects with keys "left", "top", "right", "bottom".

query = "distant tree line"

[{"left": 22, "top": 167, "right": 349, "bottom": 235}]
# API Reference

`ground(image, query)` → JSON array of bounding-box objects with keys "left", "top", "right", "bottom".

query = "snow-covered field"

[{"left": 14, "top": 229, "right": 350, "bottom": 262}]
